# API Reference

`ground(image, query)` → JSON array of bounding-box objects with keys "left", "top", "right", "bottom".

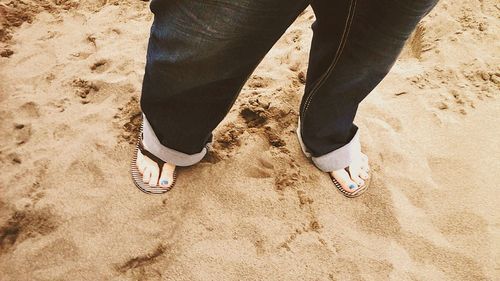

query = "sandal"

[
  {"left": 130, "top": 124, "right": 177, "bottom": 195},
  {"left": 329, "top": 166, "right": 371, "bottom": 198}
]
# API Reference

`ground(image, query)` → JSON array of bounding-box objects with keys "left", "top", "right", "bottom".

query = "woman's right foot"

[{"left": 136, "top": 146, "right": 176, "bottom": 188}]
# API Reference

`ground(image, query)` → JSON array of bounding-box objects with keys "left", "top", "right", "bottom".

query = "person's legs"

[
  {"left": 139, "top": 0, "right": 309, "bottom": 187},
  {"left": 298, "top": 0, "right": 439, "bottom": 193}
]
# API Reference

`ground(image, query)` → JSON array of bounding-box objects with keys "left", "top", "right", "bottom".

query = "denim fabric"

[
  {"left": 141, "top": 0, "right": 309, "bottom": 154},
  {"left": 140, "top": 0, "right": 439, "bottom": 169},
  {"left": 299, "top": 0, "right": 438, "bottom": 157}
]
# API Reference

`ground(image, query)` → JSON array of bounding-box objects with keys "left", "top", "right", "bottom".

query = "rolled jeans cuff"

[
  {"left": 296, "top": 120, "right": 361, "bottom": 172},
  {"left": 142, "top": 114, "right": 209, "bottom": 167}
]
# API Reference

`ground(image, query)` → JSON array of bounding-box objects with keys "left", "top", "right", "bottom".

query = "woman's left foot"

[{"left": 329, "top": 152, "right": 370, "bottom": 194}]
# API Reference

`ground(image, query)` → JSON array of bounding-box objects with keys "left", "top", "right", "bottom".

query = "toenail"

[
  {"left": 349, "top": 184, "right": 357, "bottom": 190},
  {"left": 160, "top": 179, "right": 169, "bottom": 186}
]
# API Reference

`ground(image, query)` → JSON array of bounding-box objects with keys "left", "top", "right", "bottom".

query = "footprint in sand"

[
  {"left": 19, "top": 102, "right": 40, "bottom": 119},
  {"left": 240, "top": 103, "right": 269, "bottom": 128},
  {"left": 13, "top": 123, "right": 31, "bottom": 145},
  {"left": 65, "top": 157, "right": 106, "bottom": 186},
  {"left": 29, "top": 238, "right": 80, "bottom": 269},
  {"left": 263, "top": 126, "right": 286, "bottom": 148},
  {"left": 53, "top": 123, "right": 76, "bottom": 141},
  {"left": 90, "top": 59, "right": 110, "bottom": 73},
  {"left": 115, "top": 244, "right": 167, "bottom": 279},
  {"left": 214, "top": 123, "right": 244, "bottom": 154},
  {"left": 0, "top": 207, "right": 60, "bottom": 252},
  {"left": 71, "top": 78, "right": 99, "bottom": 104},
  {"left": 245, "top": 156, "right": 275, "bottom": 179}
]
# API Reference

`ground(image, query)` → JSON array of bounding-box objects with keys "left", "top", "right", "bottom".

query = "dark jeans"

[{"left": 140, "top": 0, "right": 438, "bottom": 171}]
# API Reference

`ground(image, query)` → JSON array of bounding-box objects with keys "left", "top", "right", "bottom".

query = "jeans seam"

[{"left": 299, "top": 0, "right": 357, "bottom": 142}]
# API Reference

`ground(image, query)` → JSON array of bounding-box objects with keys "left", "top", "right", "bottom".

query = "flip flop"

[
  {"left": 329, "top": 166, "right": 371, "bottom": 198},
  {"left": 131, "top": 124, "right": 177, "bottom": 195}
]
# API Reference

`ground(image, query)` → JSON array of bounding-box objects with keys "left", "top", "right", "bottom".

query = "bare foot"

[
  {"left": 136, "top": 144, "right": 176, "bottom": 188},
  {"left": 329, "top": 152, "right": 370, "bottom": 193}
]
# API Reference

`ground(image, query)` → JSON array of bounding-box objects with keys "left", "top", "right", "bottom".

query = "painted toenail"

[
  {"left": 160, "top": 179, "right": 169, "bottom": 186},
  {"left": 349, "top": 184, "right": 357, "bottom": 190}
]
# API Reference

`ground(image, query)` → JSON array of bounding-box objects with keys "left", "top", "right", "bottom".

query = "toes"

[
  {"left": 350, "top": 173, "right": 365, "bottom": 187},
  {"left": 359, "top": 169, "right": 370, "bottom": 180},
  {"left": 360, "top": 161, "right": 370, "bottom": 171},
  {"left": 361, "top": 153, "right": 368, "bottom": 163},
  {"left": 360, "top": 154, "right": 370, "bottom": 171},
  {"left": 158, "top": 163, "right": 175, "bottom": 188},
  {"left": 331, "top": 169, "right": 359, "bottom": 192},
  {"left": 137, "top": 150, "right": 145, "bottom": 173},
  {"left": 142, "top": 167, "right": 151, "bottom": 183},
  {"left": 348, "top": 162, "right": 365, "bottom": 186},
  {"left": 137, "top": 149, "right": 174, "bottom": 188},
  {"left": 148, "top": 164, "right": 160, "bottom": 187},
  {"left": 347, "top": 166, "right": 365, "bottom": 187},
  {"left": 360, "top": 162, "right": 369, "bottom": 172}
]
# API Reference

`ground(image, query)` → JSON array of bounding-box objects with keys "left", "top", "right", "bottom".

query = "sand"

[{"left": 0, "top": 0, "right": 499, "bottom": 280}]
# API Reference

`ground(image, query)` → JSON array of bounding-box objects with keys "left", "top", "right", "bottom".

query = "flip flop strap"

[
  {"left": 138, "top": 139, "right": 166, "bottom": 169},
  {"left": 344, "top": 166, "right": 351, "bottom": 176}
]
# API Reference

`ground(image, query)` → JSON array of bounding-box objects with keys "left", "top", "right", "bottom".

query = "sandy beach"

[{"left": 0, "top": 0, "right": 499, "bottom": 280}]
